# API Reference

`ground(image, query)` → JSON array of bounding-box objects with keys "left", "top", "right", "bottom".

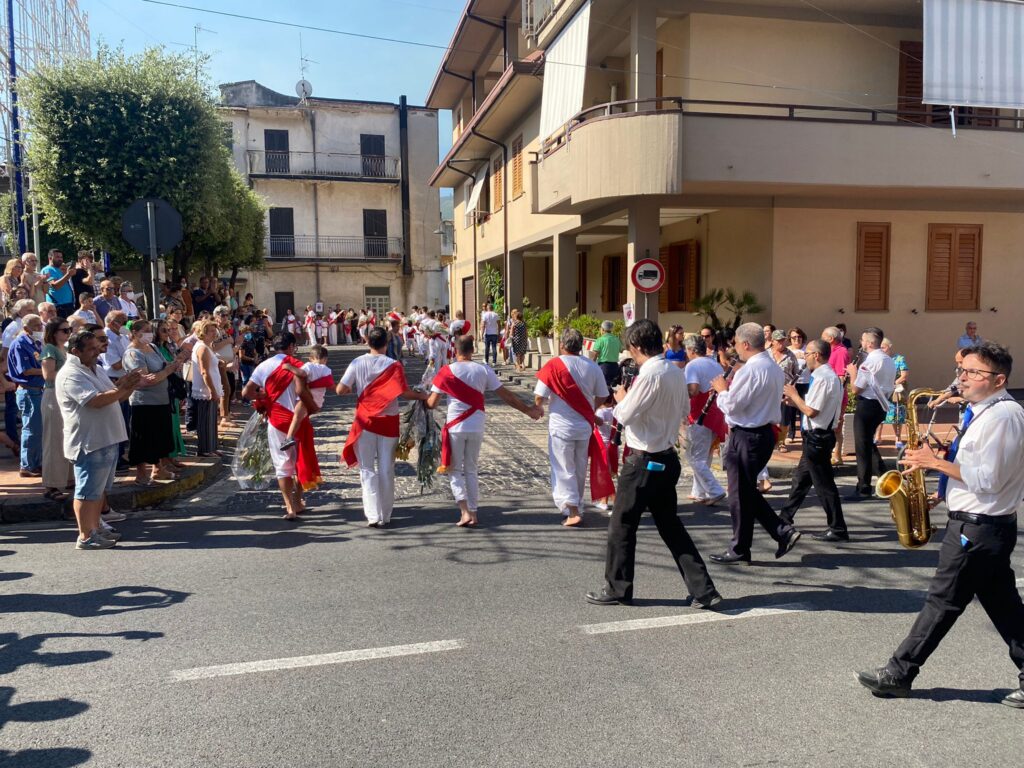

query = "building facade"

[
  {"left": 427, "top": 0, "right": 1024, "bottom": 386},
  {"left": 219, "top": 81, "right": 445, "bottom": 321}
]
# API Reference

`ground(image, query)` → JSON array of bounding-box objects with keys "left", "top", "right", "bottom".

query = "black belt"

[
  {"left": 731, "top": 425, "right": 773, "bottom": 433},
  {"left": 948, "top": 510, "right": 1017, "bottom": 527}
]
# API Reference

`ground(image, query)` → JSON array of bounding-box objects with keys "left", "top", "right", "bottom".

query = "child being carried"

[{"left": 280, "top": 345, "right": 334, "bottom": 450}]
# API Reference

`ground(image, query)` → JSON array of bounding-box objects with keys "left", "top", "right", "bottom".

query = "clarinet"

[{"left": 696, "top": 391, "right": 718, "bottom": 426}]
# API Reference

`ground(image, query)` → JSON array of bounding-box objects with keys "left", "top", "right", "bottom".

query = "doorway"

[{"left": 274, "top": 291, "right": 295, "bottom": 328}]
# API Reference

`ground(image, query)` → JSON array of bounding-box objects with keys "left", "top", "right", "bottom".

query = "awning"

[
  {"left": 924, "top": 0, "right": 1024, "bottom": 108},
  {"left": 538, "top": 0, "right": 591, "bottom": 141},
  {"left": 466, "top": 171, "right": 487, "bottom": 211}
]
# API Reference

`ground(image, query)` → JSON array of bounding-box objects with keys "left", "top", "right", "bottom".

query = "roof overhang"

[{"left": 429, "top": 56, "right": 544, "bottom": 188}]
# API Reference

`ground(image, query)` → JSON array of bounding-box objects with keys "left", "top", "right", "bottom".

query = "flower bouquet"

[{"left": 232, "top": 410, "right": 273, "bottom": 490}]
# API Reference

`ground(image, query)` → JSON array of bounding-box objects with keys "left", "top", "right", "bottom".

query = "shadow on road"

[
  {"left": 911, "top": 686, "right": 1015, "bottom": 703},
  {"left": 0, "top": 748, "right": 91, "bottom": 767},
  {"left": 0, "top": 587, "right": 188, "bottom": 617}
]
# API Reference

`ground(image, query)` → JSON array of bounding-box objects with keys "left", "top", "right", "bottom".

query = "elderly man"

[
  {"left": 93, "top": 280, "right": 123, "bottom": 322},
  {"left": 101, "top": 311, "right": 131, "bottom": 466},
  {"left": 57, "top": 330, "right": 142, "bottom": 549},
  {"left": 535, "top": 328, "right": 613, "bottom": 527},
  {"left": 956, "top": 321, "right": 982, "bottom": 350},
  {"left": 822, "top": 326, "right": 851, "bottom": 466},
  {"left": 590, "top": 320, "right": 623, "bottom": 387},
  {"left": 709, "top": 322, "right": 801, "bottom": 563},
  {"left": 1, "top": 298, "right": 37, "bottom": 447},
  {"left": 38, "top": 301, "right": 57, "bottom": 326},
  {"left": 6, "top": 313, "right": 45, "bottom": 476},
  {"left": 847, "top": 327, "right": 896, "bottom": 498},
  {"left": 39, "top": 249, "right": 76, "bottom": 318}
]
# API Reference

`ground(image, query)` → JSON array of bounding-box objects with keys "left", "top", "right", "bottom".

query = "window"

[
  {"left": 264, "top": 129, "right": 290, "bottom": 173},
  {"left": 463, "top": 180, "right": 473, "bottom": 229},
  {"left": 927, "top": 224, "right": 982, "bottom": 311},
  {"left": 511, "top": 135, "right": 524, "bottom": 198},
  {"left": 268, "top": 208, "right": 294, "bottom": 256},
  {"left": 856, "top": 223, "right": 890, "bottom": 311},
  {"left": 454, "top": 107, "right": 463, "bottom": 138},
  {"left": 364, "top": 287, "right": 391, "bottom": 315},
  {"left": 363, "top": 209, "right": 388, "bottom": 259},
  {"left": 602, "top": 255, "right": 626, "bottom": 312},
  {"left": 360, "top": 134, "right": 386, "bottom": 177},
  {"left": 492, "top": 157, "right": 504, "bottom": 212},
  {"left": 221, "top": 121, "right": 234, "bottom": 151},
  {"left": 478, "top": 171, "right": 491, "bottom": 218},
  {"left": 658, "top": 240, "right": 700, "bottom": 312},
  {"left": 899, "top": 41, "right": 998, "bottom": 127}
]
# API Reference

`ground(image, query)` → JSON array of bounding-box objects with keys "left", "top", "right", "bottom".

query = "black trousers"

[
  {"left": 888, "top": 517, "right": 1024, "bottom": 686},
  {"left": 853, "top": 398, "right": 887, "bottom": 493},
  {"left": 779, "top": 429, "right": 846, "bottom": 533},
  {"left": 724, "top": 425, "right": 790, "bottom": 556},
  {"left": 605, "top": 449, "right": 717, "bottom": 603},
  {"left": 599, "top": 361, "right": 620, "bottom": 388}
]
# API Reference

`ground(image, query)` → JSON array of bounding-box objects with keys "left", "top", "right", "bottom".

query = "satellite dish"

[{"left": 296, "top": 79, "right": 313, "bottom": 99}]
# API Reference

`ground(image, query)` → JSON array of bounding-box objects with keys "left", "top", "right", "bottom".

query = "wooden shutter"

[
  {"left": 898, "top": 41, "right": 926, "bottom": 124},
  {"left": 927, "top": 224, "right": 981, "bottom": 311},
  {"left": 492, "top": 158, "right": 503, "bottom": 212},
  {"left": 615, "top": 256, "right": 626, "bottom": 308},
  {"left": 578, "top": 251, "right": 588, "bottom": 312},
  {"left": 511, "top": 136, "right": 524, "bottom": 198},
  {"left": 856, "top": 223, "right": 890, "bottom": 311},
  {"left": 602, "top": 255, "right": 610, "bottom": 312},
  {"left": 658, "top": 246, "right": 671, "bottom": 312},
  {"left": 681, "top": 240, "right": 700, "bottom": 310}
]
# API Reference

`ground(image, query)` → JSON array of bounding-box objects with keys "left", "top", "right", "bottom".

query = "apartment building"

[
  {"left": 219, "top": 81, "right": 445, "bottom": 321},
  {"left": 427, "top": 0, "right": 1024, "bottom": 385}
]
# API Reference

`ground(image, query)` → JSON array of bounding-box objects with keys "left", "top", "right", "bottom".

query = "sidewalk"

[{"left": 0, "top": 401, "right": 249, "bottom": 524}]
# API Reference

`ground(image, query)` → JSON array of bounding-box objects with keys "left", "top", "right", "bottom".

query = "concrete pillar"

[
  {"left": 630, "top": 1, "right": 657, "bottom": 111},
  {"left": 507, "top": 250, "right": 524, "bottom": 312},
  {"left": 552, "top": 232, "right": 579, "bottom": 322},
  {"left": 627, "top": 203, "right": 660, "bottom": 326}
]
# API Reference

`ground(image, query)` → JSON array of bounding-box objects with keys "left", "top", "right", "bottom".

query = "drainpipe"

[
  {"left": 309, "top": 108, "right": 321, "bottom": 302},
  {"left": 471, "top": 126, "right": 509, "bottom": 319},
  {"left": 399, "top": 96, "right": 412, "bottom": 277}
]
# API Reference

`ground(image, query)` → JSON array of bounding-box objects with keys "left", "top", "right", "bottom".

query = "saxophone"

[{"left": 874, "top": 387, "right": 948, "bottom": 549}]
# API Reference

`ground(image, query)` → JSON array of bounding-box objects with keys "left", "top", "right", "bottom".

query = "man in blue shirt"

[
  {"left": 6, "top": 313, "right": 45, "bottom": 475},
  {"left": 191, "top": 276, "right": 218, "bottom": 315},
  {"left": 93, "top": 279, "right": 123, "bottom": 322},
  {"left": 40, "top": 249, "right": 76, "bottom": 318}
]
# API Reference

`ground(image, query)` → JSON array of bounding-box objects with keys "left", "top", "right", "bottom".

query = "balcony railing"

[
  {"left": 522, "top": 0, "right": 561, "bottom": 39},
  {"left": 265, "top": 235, "right": 403, "bottom": 261},
  {"left": 248, "top": 150, "right": 401, "bottom": 180},
  {"left": 541, "top": 96, "right": 1024, "bottom": 156}
]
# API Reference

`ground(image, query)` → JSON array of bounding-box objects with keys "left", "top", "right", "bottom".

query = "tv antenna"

[{"left": 193, "top": 24, "right": 218, "bottom": 78}]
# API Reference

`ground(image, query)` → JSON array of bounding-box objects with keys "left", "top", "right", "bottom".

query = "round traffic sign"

[{"left": 630, "top": 258, "right": 665, "bottom": 294}]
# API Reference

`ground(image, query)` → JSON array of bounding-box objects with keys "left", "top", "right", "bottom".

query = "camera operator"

[{"left": 585, "top": 319, "right": 721, "bottom": 609}]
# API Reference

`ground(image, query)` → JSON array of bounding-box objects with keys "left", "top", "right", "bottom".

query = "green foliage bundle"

[
  {"left": 481, "top": 263, "right": 505, "bottom": 316},
  {"left": 521, "top": 296, "right": 552, "bottom": 338}
]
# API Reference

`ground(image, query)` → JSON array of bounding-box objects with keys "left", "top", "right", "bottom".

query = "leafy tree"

[
  {"left": 481, "top": 263, "right": 505, "bottom": 316},
  {"left": 692, "top": 288, "right": 765, "bottom": 331}
]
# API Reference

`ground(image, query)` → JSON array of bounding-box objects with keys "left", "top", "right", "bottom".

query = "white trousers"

[
  {"left": 328, "top": 325, "right": 338, "bottom": 345},
  {"left": 306, "top": 326, "right": 316, "bottom": 346},
  {"left": 448, "top": 431, "right": 483, "bottom": 511},
  {"left": 354, "top": 431, "right": 397, "bottom": 523},
  {"left": 549, "top": 434, "right": 589, "bottom": 513},
  {"left": 686, "top": 423, "right": 724, "bottom": 498}
]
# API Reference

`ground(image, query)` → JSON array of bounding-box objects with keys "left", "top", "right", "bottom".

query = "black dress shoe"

[
  {"left": 585, "top": 587, "right": 632, "bottom": 606},
  {"left": 856, "top": 667, "right": 912, "bottom": 698},
  {"left": 709, "top": 550, "right": 751, "bottom": 565},
  {"left": 692, "top": 590, "right": 723, "bottom": 610},
  {"left": 1001, "top": 689, "right": 1024, "bottom": 708},
  {"left": 775, "top": 529, "right": 802, "bottom": 559},
  {"left": 812, "top": 529, "right": 850, "bottom": 543}
]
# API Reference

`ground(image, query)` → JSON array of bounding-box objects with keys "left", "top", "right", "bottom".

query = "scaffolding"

[{"left": 0, "top": 0, "right": 89, "bottom": 254}]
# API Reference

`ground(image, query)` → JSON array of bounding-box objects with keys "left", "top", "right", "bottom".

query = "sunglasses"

[{"left": 57, "top": 327, "right": 71, "bottom": 333}]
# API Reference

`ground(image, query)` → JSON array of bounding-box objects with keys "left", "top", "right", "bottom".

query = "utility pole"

[{"left": 7, "top": 0, "right": 26, "bottom": 254}]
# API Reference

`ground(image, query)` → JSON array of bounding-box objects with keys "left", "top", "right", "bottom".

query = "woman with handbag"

[{"left": 155, "top": 319, "right": 191, "bottom": 467}]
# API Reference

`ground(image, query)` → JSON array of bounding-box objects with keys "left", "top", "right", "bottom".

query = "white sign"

[
  {"left": 622, "top": 303, "right": 635, "bottom": 327},
  {"left": 314, "top": 301, "right": 324, "bottom": 314}
]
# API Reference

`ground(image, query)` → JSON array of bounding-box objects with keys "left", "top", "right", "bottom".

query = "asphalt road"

[{"left": 2, "top": 349, "right": 1021, "bottom": 767}]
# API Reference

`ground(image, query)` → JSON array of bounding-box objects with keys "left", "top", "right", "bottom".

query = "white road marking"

[
  {"left": 171, "top": 639, "right": 465, "bottom": 681},
  {"left": 579, "top": 603, "right": 812, "bottom": 636}
]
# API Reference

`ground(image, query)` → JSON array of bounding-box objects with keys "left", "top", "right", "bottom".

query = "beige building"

[
  {"left": 426, "top": 0, "right": 1024, "bottom": 386},
  {"left": 219, "top": 81, "right": 445, "bottom": 320}
]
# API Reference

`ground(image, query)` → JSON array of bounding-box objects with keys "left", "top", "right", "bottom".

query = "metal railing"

[
  {"left": 541, "top": 96, "right": 1024, "bottom": 156},
  {"left": 248, "top": 150, "right": 401, "bottom": 180},
  {"left": 265, "top": 235, "right": 403, "bottom": 261},
  {"left": 521, "top": 0, "right": 561, "bottom": 39}
]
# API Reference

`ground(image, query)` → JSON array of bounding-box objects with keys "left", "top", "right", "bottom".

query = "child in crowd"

[
  {"left": 279, "top": 345, "right": 334, "bottom": 450},
  {"left": 593, "top": 393, "right": 618, "bottom": 513}
]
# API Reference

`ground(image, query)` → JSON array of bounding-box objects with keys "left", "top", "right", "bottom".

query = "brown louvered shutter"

[
  {"left": 927, "top": 224, "right": 982, "bottom": 311},
  {"left": 681, "top": 240, "right": 700, "bottom": 310},
  {"left": 492, "top": 158, "right": 503, "bottom": 212},
  {"left": 601, "top": 255, "right": 610, "bottom": 312},
  {"left": 927, "top": 226, "right": 956, "bottom": 310},
  {"left": 658, "top": 246, "right": 671, "bottom": 312},
  {"left": 953, "top": 226, "right": 982, "bottom": 310},
  {"left": 511, "top": 136, "right": 524, "bottom": 198},
  {"left": 898, "top": 41, "right": 926, "bottom": 124},
  {"left": 856, "top": 223, "right": 890, "bottom": 311}
]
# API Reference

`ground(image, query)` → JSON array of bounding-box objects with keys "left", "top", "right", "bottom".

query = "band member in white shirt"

[
  {"left": 683, "top": 337, "right": 727, "bottom": 505},
  {"left": 858, "top": 342, "right": 1024, "bottom": 708},
  {"left": 847, "top": 327, "right": 896, "bottom": 497},
  {"left": 779, "top": 339, "right": 848, "bottom": 541},
  {"left": 709, "top": 322, "right": 801, "bottom": 564},
  {"left": 586, "top": 320, "right": 721, "bottom": 608}
]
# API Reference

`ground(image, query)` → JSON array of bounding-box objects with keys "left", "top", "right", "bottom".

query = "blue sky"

[{"left": 82, "top": 0, "right": 460, "bottom": 156}]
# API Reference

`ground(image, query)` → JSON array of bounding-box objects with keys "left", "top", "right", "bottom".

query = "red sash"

[
  {"left": 341, "top": 360, "right": 408, "bottom": 467},
  {"left": 258, "top": 355, "right": 322, "bottom": 491},
  {"left": 536, "top": 357, "right": 615, "bottom": 500},
  {"left": 432, "top": 365, "right": 486, "bottom": 471},
  {"left": 688, "top": 389, "right": 728, "bottom": 442}
]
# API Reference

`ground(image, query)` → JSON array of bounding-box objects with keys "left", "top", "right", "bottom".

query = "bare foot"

[{"left": 563, "top": 514, "right": 584, "bottom": 527}]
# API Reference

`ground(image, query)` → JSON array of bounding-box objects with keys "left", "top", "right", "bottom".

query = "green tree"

[{"left": 692, "top": 288, "right": 765, "bottom": 332}]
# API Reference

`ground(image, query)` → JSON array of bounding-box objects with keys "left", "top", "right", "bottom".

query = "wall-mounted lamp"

[
  {"left": 836, "top": 307, "right": 845, "bottom": 315},
  {"left": 989, "top": 306, "right": 998, "bottom": 313},
  {"left": 911, "top": 309, "right": 919, "bottom": 315}
]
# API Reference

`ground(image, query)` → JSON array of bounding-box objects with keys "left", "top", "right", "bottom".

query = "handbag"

[{"left": 167, "top": 372, "right": 189, "bottom": 401}]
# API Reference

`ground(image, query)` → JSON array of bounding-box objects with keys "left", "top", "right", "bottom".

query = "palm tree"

[{"left": 692, "top": 289, "right": 765, "bottom": 331}]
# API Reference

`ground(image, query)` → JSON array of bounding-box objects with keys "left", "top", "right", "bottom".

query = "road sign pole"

[{"left": 146, "top": 201, "right": 159, "bottom": 319}]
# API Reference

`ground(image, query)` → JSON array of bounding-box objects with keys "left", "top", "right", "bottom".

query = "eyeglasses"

[
  {"left": 700, "top": 333, "right": 713, "bottom": 339},
  {"left": 956, "top": 366, "right": 999, "bottom": 381},
  {"left": 57, "top": 327, "right": 70, "bottom": 333},
  {"left": 790, "top": 335, "right": 803, "bottom": 340}
]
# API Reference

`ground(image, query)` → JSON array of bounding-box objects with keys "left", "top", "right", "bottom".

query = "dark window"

[
  {"left": 222, "top": 122, "right": 234, "bottom": 151},
  {"left": 659, "top": 240, "right": 700, "bottom": 312},
  {"left": 602, "top": 255, "right": 626, "bottom": 312},
  {"left": 360, "top": 134, "right": 386, "bottom": 177},
  {"left": 363, "top": 209, "right": 388, "bottom": 259},
  {"left": 268, "top": 208, "right": 295, "bottom": 256},
  {"left": 264, "top": 129, "right": 290, "bottom": 173}
]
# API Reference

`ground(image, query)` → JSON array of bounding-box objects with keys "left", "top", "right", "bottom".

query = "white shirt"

[
  {"left": 303, "top": 361, "right": 333, "bottom": 408},
  {"left": 120, "top": 297, "right": 140, "bottom": 318},
  {"left": 427, "top": 337, "right": 448, "bottom": 368},
  {"left": 535, "top": 354, "right": 609, "bottom": 440},
  {"left": 1, "top": 317, "right": 23, "bottom": 349},
  {"left": 450, "top": 319, "right": 467, "bottom": 337},
  {"left": 855, "top": 348, "right": 897, "bottom": 409},
  {"left": 946, "top": 393, "right": 1024, "bottom": 517},
  {"left": 803, "top": 363, "right": 843, "bottom": 432},
  {"left": 69, "top": 308, "right": 97, "bottom": 325},
  {"left": 431, "top": 360, "right": 501, "bottom": 433},
  {"left": 101, "top": 326, "right": 129, "bottom": 379},
  {"left": 684, "top": 355, "right": 724, "bottom": 393},
  {"left": 480, "top": 311, "right": 499, "bottom": 336},
  {"left": 612, "top": 355, "right": 688, "bottom": 453},
  {"left": 248, "top": 354, "right": 297, "bottom": 411},
  {"left": 340, "top": 354, "right": 402, "bottom": 416},
  {"left": 56, "top": 354, "right": 127, "bottom": 461},
  {"left": 191, "top": 343, "right": 224, "bottom": 400},
  {"left": 716, "top": 351, "right": 783, "bottom": 428},
  {"left": 595, "top": 405, "right": 615, "bottom": 445}
]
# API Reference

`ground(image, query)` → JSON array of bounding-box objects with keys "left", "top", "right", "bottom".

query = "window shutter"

[
  {"left": 616, "top": 256, "right": 626, "bottom": 308},
  {"left": 953, "top": 226, "right": 981, "bottom": 310},
  {"left": 511, "top": 136, "right": 524, "bottom": 198},
  {"left": 658, "top": 246, "right": 670, "bottom": 312},
  {"left": 856, "top": 223, "right": 890, "bottom": 311},
  {"left": 898, "top": 41, "right": 926, "bottom": 124},
  {"left": 926, "top": 226, "right": 955, "bottom": 310},
  {"left": 682, "top": 240, "right": 700, "bottom": 310},
  {"left": 927, "top": 224, "right": 982, "bottom": 311},
  {"left": 601, "top": 255, "right": 610, "bottom": 312},
  {"left": 492, "top": 158, "right": 503, "bottom": 212}
]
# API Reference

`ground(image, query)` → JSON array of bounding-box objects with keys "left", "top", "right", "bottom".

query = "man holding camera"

[{"left": 586, "top": 320, "right": 721, "bottom": 608}]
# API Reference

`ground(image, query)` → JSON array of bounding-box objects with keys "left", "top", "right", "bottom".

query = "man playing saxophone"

[{"left": 857, "top": 342, "right": 1024, "bottom": 708}]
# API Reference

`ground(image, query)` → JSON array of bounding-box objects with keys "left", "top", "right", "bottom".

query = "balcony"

[
  {"left": 535, "top": 97, "right": 1024, "bottom": 214},
  {"left": 248, "top": 151, "right": 401, "bottom": 182},
  {"left": 265, "top": 235, "right": 404, "bottom": 262},
  {"left": 521, "top": 0, "right": 561, "bottom": 40}
]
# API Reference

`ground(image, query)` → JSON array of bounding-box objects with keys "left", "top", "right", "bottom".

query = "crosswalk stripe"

[{"left": 579, "top": 603, "right": 812, "bottom": 636}]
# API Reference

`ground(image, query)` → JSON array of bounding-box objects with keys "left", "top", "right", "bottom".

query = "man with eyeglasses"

[{"left": 858, "top": 342, "right": 1024, "bottom": 708}]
